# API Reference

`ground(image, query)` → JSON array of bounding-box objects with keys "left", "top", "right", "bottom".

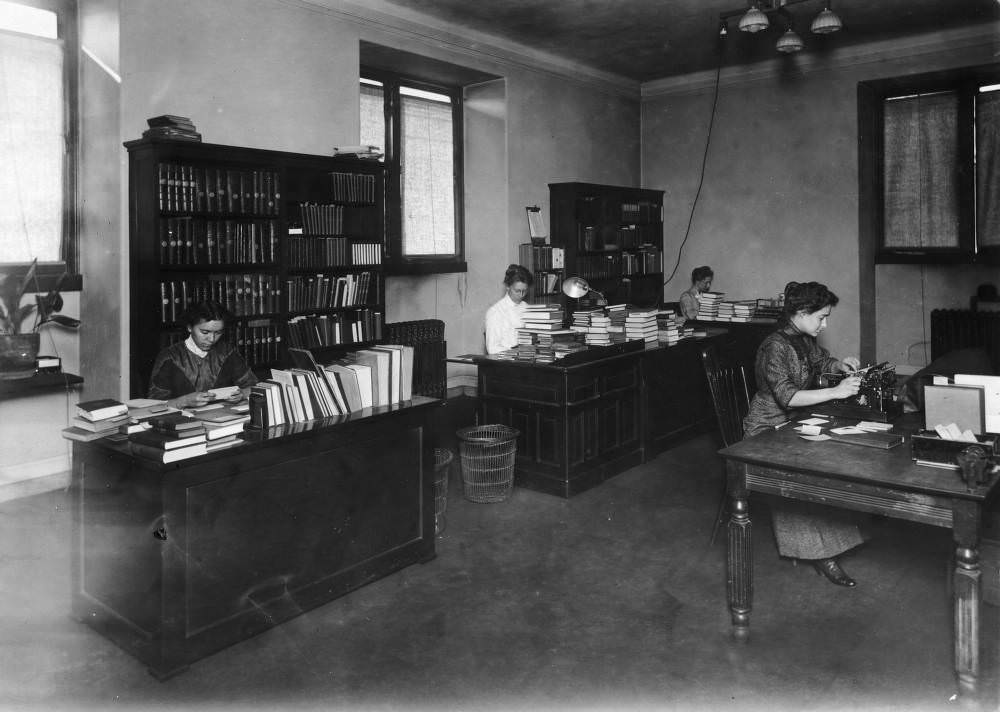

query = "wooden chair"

[{"left": 700, "top": 343, "right": 752, "bottom": 546}]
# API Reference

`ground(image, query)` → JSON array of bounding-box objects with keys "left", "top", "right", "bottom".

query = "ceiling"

[{"left": 379, "top": 0, "right": 1000, "bottom": 83}]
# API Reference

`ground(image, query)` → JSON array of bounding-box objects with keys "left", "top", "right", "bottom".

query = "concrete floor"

[{"left": 1, "top": 431, "right": 996, "bottom": 712}]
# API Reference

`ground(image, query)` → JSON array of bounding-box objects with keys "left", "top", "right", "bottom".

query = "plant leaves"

[{"left": 43, "top": 314, "right": 81, "bottom": 329}]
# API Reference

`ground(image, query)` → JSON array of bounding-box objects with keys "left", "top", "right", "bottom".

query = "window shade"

[
  {"left": 977, "top": 90, "right": 1000, "bottom": 248},
  {"left": 883, "top": 91, "right": 960, "bottom": 249},
  {"left": 0, "top": 31, "right": 64, "bottom": 263},
  {"left": 400, "top": 93, "right": 455, "bottom": 257}
]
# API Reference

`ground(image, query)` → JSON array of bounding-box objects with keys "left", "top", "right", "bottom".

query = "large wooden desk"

[
  {"left": 469, "top": 332, "right": 730, "bottom": 497},
  {"left": 719, "top": 417, "right": 1000, "bottom": 702},
  {"left": 71, "top": 397, "right": 440, "bottom": 679}
]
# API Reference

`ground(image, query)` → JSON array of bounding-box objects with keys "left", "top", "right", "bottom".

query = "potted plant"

[{"left": 0, "top": 259, "right": 81, "bottom": 378}]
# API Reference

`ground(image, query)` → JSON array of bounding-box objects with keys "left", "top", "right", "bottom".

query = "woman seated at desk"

[
  {"left": 743, "top": 280, "right": 863, "bottom": 587},
  {"left": 147, "top": 300, "right": 257, "bottom": 409},
  {"left": 484, "top": 264, "right": 533, "bottom": 354},
  {"left": 678, "top": 265, "right": 714, "bottom": 320}
]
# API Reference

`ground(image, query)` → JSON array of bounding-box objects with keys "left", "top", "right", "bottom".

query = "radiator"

[{"left": 930, "top": 309, "right": 1000, "bottom": 374}]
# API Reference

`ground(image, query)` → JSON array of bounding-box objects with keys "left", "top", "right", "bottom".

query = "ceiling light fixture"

[{"left": 720, "top": 0, "right": 843, "bottom": 55}]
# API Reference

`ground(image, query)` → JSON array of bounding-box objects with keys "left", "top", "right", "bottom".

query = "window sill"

[
  {"left": 386, "top": 260, "right": 468, "bottom": 277},
  {"left": 0, "top": 372, "right": 83, "bottom": 400}
]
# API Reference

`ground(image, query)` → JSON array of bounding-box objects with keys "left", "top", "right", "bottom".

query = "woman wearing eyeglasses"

[{"left": 484, "top": 264, "right": 533, "bottom": 354}]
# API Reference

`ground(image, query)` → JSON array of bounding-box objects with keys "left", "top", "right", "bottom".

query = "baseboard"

[{"left": 0, "top": 455, "right": 71, "bottom": 503}]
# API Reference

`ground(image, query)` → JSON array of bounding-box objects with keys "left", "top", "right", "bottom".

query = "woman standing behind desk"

[
  {"left": 484, "top": 264, "right": 533, "bottom": 354},
  {"left": 147, "top": 300, "right": 257, "bottom": 409},
  {"left": 743, "top": 281, "right": 863, "bottom": 587}
]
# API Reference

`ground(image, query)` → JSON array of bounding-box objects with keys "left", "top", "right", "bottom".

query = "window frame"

[
  {"left": 0, "top": 0, "right": 80, "bottom": 291},
  {"left": 361, "top": 67, "right": 467, "bottom": 276},
  {"left": 858, "top": 63, "right": 1000, "bottom": 266}
]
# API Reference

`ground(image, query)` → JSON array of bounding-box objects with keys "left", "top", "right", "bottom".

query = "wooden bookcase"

[
  {"left": 125, "top": 138, "right": 386, "bottom": 397},
  {"left": 548, "top": 182, "right": 664, "bottom": 308}
]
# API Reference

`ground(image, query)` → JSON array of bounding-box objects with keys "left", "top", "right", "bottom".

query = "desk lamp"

[{"left": 562, "top": 276, "right": 607, "bottom": 306}]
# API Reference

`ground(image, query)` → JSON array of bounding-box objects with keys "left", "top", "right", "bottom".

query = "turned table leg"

[{"left": 727, "top": 460, "right": 752, "bottom": 642}]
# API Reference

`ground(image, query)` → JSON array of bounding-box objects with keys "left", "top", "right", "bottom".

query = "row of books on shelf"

[
  {"left": 287, "top": 236, "right": 383, "bottom": 268},
  {"left": 574, "top": 197, "right": 660, "bottom": 226},
  {"left": 620, "top": 201, "right": 661, "bottom": 223},
  {"left": 157, "top": 162, "right": 280, "bottom": 215},
  {"left": 518, "top": 243, "right": 565, "bottom": 270},
  {"left": 159, "top": 217, "right": 278, "bottom": 266},
  {"left": 573, "top": 249, "right": 662, "bottom": 280},
  {"left": 580, "top": 225, "right": 660, "bottom": 252},
  {"left": 252, "top": 346, "right": 413, "bottom": 428},
  {"left": 533, "top": 272, "right": 562, "bottom": 297},
  {"left": 330, "top": 171, "right": 377, "bottom": 204},
  {"left": 287, "top": 271, "right": 378, "bottom": 311},
  {"left": 298, "top": 203, "right": 346, "bottom": 235},
  {"left": 160, "top": 275, "right": 281, "bottom": 323},
  {"left": 286, "top": 308, "right": 383, "bottom": 349}
]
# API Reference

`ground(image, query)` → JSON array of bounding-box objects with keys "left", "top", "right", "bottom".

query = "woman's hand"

[
  {"left": 171, "top": 391, "right": 212, "bottom": 409},
  {"left": 839, "top": 357, "right": 861, "bottom": 373},
  {"left": 831, "top": 375, "right": 861, "bottom": 399}
]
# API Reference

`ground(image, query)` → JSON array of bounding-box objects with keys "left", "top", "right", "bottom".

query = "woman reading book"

[
  {"left": 147, "top": 300, "right": 257, "bottom": 409},
  {"left": 743, "top": 280, "right": 864, "bottom": 587},
  {"left": 484, "top": 264, "right": 533, "bottom": 354}
]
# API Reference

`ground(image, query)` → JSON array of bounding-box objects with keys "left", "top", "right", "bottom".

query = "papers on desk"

[
  {"left": 799, "top": 434, "right": 832, "bottom": 442},
  {"left": 798, "top": 417, "right": 829, "bottom": 426}
]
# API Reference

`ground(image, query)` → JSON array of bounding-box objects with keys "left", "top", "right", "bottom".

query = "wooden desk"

[
  {"left": 467, "top": 333, "right": 728, "bottom": 498},
  {"left": 719, "top": 417, "right": 1000, "bottom": 701},
  {"left": 71, "top": 397, "right": 440, "bottom": 679}
]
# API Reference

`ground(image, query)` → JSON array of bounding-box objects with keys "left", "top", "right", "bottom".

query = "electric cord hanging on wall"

[{"left": 662, "top": 59, "right": 723, "bottom": 288}]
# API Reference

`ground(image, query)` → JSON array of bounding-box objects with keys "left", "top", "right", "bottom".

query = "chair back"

[{"left": 700, "top": 343, "right": 752, "bottom": 447}]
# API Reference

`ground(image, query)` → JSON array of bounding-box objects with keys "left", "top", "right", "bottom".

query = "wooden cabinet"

[
  {"left": 125, "top": 138, "right": 386, "bottom": 397},
  {"left": 549, "top": 182, "right": 664, "bottom": 308},
  {"left": 71, "top": 397, "right": 439, "bottom": 678}
]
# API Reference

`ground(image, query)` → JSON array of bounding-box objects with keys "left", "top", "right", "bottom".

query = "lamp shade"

[
  {"left": 738, "top": 5, "right": 769, "bottom": 33},
  {"left": 562, "top": 276, "right": 592, "bottom": 300},
  {"left": 810, "top": 7, "right": 842, "bottom": 34},
  {"left": 775, "top": 28, "right": 804, "bottom": 53}
]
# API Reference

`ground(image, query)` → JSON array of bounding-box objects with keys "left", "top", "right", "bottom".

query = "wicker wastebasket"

[
  {"left": 456, "top": 424, "right": 519, "bottom": 503},
  {"left": 433, "top": 448, "right": 453, "bottom": 535}
]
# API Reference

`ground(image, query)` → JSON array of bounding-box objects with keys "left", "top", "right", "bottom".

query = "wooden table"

[{"left": 719, "top": 417, "right": 1000, "bottom": 702}]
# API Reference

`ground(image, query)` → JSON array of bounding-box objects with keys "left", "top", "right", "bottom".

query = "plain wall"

[{"left": 641, "top": 30, "right": 999, "bottom": 363}]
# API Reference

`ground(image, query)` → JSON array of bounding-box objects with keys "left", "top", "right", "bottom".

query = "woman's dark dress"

[
  {"left": 742, "top": 325, "right": 865, "bottom": 560},
  {"left": 147, "top": 340, "right": 256, "bottom": 400}
]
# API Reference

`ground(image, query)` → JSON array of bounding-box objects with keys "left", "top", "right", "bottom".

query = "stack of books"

[
  {"left": 656, "top": 312, "right": 684, "bottom": 344},
  {"left": 61, "top": 399, "right": 130, "bottom": 442},
  {"left": 191, "top": 408, "right": 251, "bottom": 452},
  {"left": 715, "top": 300, "right": 755, "bottom": 322},
  {"left": 128, "top": 413, "right": 208, "bottom": 463},
  {"left": 606, "top": 304, "right": 627, "bottom": 344},
  {"left": 572, "top": 309, "right": 612, "bottom": 346},
  {"left": 696, "top": 292, "right": 724, "bottom": 320},
  {"left": 625, "top": 307, "right": 659, "bottom": 343},
  {"left": 332, "top": 144, "right": 384, "bottom": 160},
  {"left": 520, "top": 303, "right": 565, "bottom": 331},
  {"left": 143, "top": 115, "right": 201, "bottom": 142}
]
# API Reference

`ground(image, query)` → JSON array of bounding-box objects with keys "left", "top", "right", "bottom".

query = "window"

[
  {"left": 361, "top": 71, "right": 466, "bottom": 275},
  {"left": 0, "top": 0, "right": 78, "bottom": 279},
  {"left": 859, "top": 64, "right": 1000, "bottom": 263}
]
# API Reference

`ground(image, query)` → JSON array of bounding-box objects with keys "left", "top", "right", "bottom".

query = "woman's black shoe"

[{"left": 813, "top": 558, "right": 856, "bottom": 587}]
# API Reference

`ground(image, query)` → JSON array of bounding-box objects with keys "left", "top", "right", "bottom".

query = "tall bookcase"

[
  {"left": 549, "top": 182, "right": 664, "bottom": 308},
  {"left": 125, "top": 137, "right": 386, "bottom": 398}
]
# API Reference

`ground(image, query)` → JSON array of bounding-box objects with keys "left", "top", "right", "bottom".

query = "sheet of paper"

[
  {"left": 954, "top": 374, "right": 1000, "bottom": 434},
  {"left": 208, "top": 385, "right": 240, "bottom": 400},
  {"left": 798, "top": 417, "right": 829, "bottom": 426},
  {"left": 799, "top": 434, "right": 832, "bottom": 442},
  {"left": 856, "top": 421, "right": 893, "bottom": 431},
  {"left": 796, "top": 424, "right": 823, "bottom": 435},
  {"left": 830, "top": 426, "right": 866, "bottom": 435}
]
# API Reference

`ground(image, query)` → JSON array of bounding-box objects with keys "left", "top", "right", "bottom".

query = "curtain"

[
  {"left": 400, "top": 93, "right": 455, "bottom": 257},
  {"left": 0, "top": 31, "right": 64, "bottom": 263},
  {"left": 883, "top": 91, "right": 960, "bottom": 249},
  {"left": 359, "top": 83, "right": 384, "bottom": 155},
  {"left": 977, "top": 90, "right": 1000, "bottom": 248}
]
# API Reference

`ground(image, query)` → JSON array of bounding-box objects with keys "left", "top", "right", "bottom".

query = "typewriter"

[{"left": 812, "top": 362, "right": 903, "bottom": 422}]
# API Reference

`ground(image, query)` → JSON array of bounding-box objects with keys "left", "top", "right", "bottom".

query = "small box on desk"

[{"left": 910, "top": 430, "right": 997, "bottom": 469}]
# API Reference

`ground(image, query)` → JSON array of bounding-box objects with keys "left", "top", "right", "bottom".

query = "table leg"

[
  {"left": 953, "top": 543, "right": 980, "bottom": 700},
  {"left": 727, "top": 460, "right": 751, "bottom": 642}
]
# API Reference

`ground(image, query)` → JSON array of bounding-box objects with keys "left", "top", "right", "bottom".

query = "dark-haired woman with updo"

[
  {"left": 743, "top": 281, "right": 863, "bottom": 587},
  {"left": 484, "top": 264, "right": 533, "bottom": 354},
  {"left": 147, "top": 300, "right": 257, "bottom": 409}
]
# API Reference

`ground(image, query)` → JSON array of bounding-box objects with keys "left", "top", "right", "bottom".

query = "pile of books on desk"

[
  {"left": 143, "top": 115, "right": 201, "bottom": 142},
  {"left": 61, "top": 399, "right": 130, "bottom": 442},
  {"left": 656, "top": 312, "right": 694, "bottom": 345},
  {"left": 625, "top": 307, "right": 658, "bottom": 344},
  {"left": 714, "top": 300, "right": 755, "bottom": 322},
  {"left": 520, "top": 303, "right": 565, "bottom": 331},
  {"left": 696, "top": 291, "right": 723, "bottom": 320},
  {"left": 571, "top": 308, "right": 612, "bottom": 346},
  {"left": 129, "top": 413, "right": 209, "bottom": 463},
  {"left": 606, "top": 304, "right": 627, "bottom": 343}
]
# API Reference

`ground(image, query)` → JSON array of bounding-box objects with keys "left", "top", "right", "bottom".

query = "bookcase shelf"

[
  {"left": 549, "top": 182, "right": 664, "bottom": 308},
  {"left": 126, "top": 137, "right": 386, "bottom": 397}
]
